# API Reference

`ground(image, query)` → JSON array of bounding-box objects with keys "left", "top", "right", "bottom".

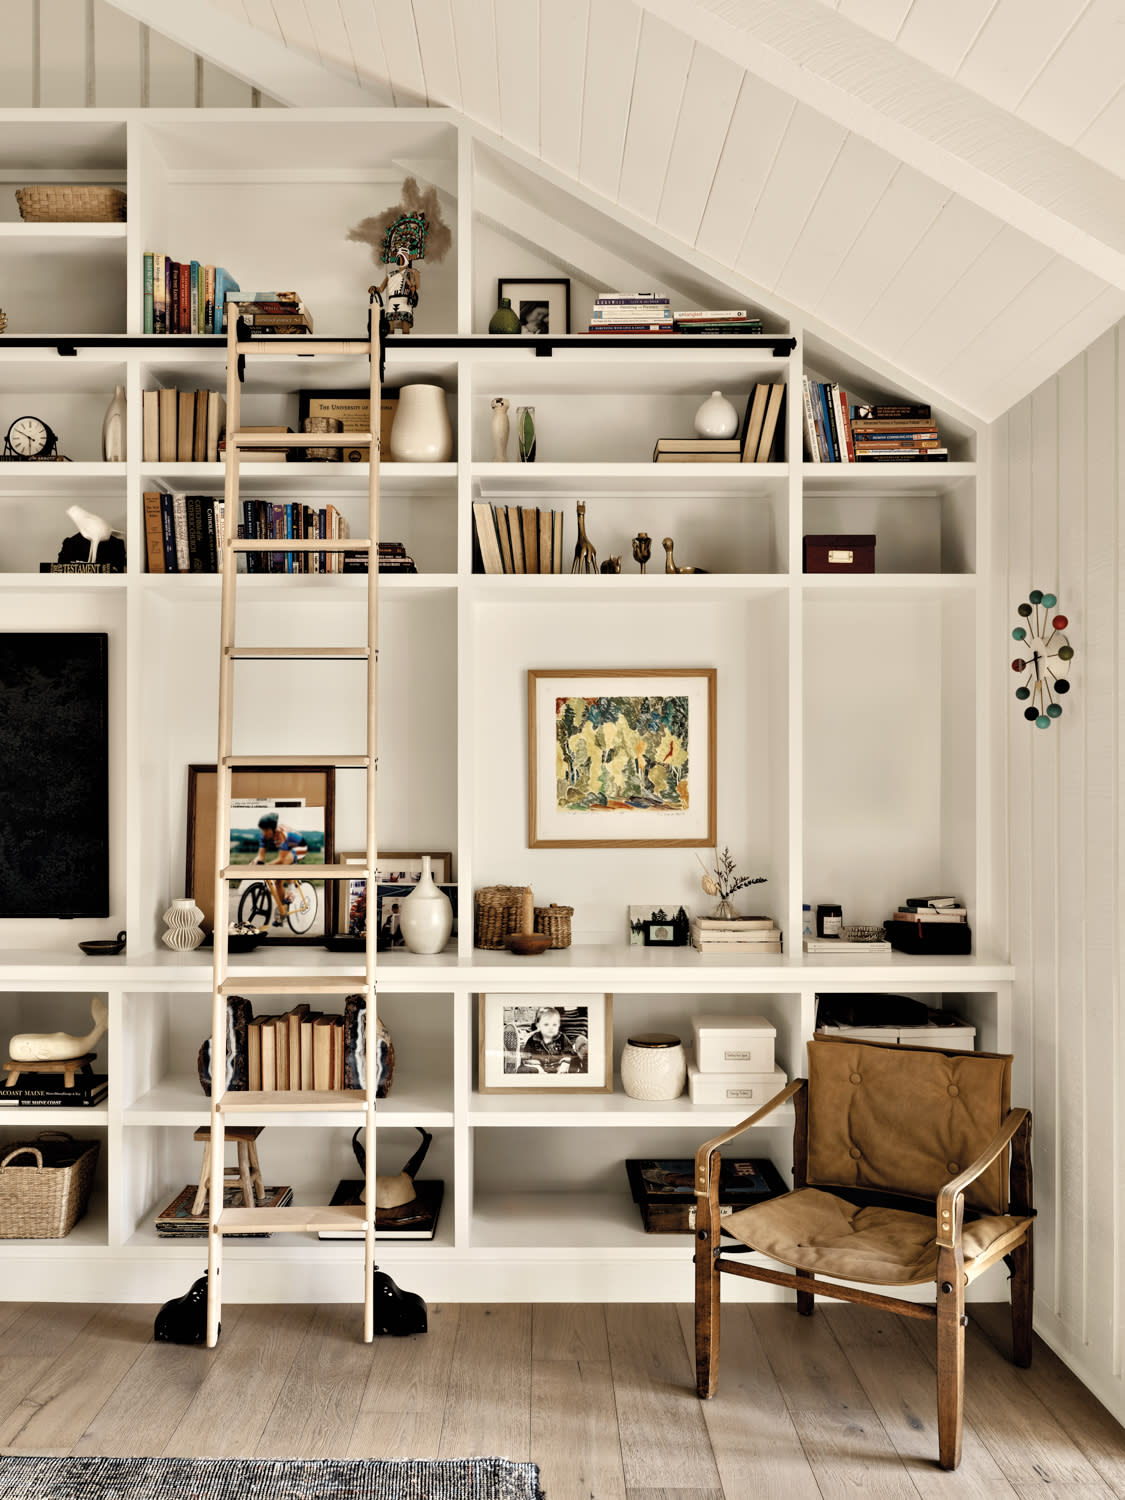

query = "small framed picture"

[
  {"left": 643, "top": 919, "right": 676, "bottom": 945},
  {"left": 497, "top": 278, "right": 571, "bottom": 336},
  {"left": 478, "top": 994, "right": 613, "bottom": 1094},
  {"left": 628, "top": 905, "right": 691, "bottom": 946},
  {"left": 333, "top": 851, "right": 452, "bottom": 936}
]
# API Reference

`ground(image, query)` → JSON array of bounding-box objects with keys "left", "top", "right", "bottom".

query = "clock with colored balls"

[{"left": 1010, "top": 590, "right": 1075, "bottom": 728}]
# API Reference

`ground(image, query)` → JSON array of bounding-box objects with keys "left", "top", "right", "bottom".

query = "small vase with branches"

[{"left": 696, "top": 848, "right": 767, "bottom": 921}]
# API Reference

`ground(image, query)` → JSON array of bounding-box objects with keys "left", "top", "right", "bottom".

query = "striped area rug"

[{"left": 0, "top": 1455, "right": 544, "bottom": 1499}]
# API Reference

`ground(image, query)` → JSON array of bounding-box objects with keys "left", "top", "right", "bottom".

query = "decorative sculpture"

[
  {"left": 632, "top": 531, "right": 652, "bottom": 574},
  {"left": 65, "top": 505, "right": 124, "bottom": 566},
  {"left": 9, "top": 995, "right": 108, "bottom": 1062},
  {"left": 346, "top": 177, "right": 451, "bottom": 335},
  {"left": 351, "top": 1124, "right": 431, "bottom": 1215},
  {"left": 490, "top": 397, "right": 510, "bottom": 461},
  {"left": 571, "top": 500, "right": 597, "bottom": 574},
  {"left": 600, "top": 556, "right": 621, "bottom": 573},
  {"left": 662, "top": 536, "right": 709, "bottom": 574}
]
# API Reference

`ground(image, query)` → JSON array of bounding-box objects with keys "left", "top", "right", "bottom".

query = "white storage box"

[
  {"left": 692, "top": 1014, "right": 776, "bottom": 1073},
  {"left": 816, "top": 1021, "right": 976, "bottom": 1050},
  {"left": 689, "top": 1062, "right": 788, "bottom": 1107}
]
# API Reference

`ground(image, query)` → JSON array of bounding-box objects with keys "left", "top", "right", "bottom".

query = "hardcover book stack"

[
  {"left": 143, "top": 255, "right": 238, "bottom": 334},
  {"left": 341, "top": 541, "right": 418, "bottom": 574},
  {"left": 154, "top": 1183, "right": 293, "bottom": 1239},
  {"left": 472, "top": 502, "right": 565, "bottom": 574},
  {"left": 227, "top": 290, "right": 314, "bottom": 335},
  {"left": 690, "top": 915, "right": 781, "bottom": 954},
  {"left": 0, "top": 1072, "right": 107, "bottom": 1109},
  {"left": 851, "top": 403, "right": 946, "bottom": 462},
  {"left": 885, "top": 895, "right": 971, "bottom": 955},
  {"left": 217, "top": 425, "right": 292, "bottom": 464},
  {"left": 626, "top": 1156, "right": 787, "bottom": 1232},
  {"left": 672, "top": 309, "right": 763, "bottom": 335},
  {"left": 587, "top": 292, "right": 673, "bottom": 333},
  {"left": 142, "top": 387, "right": 226, "bottom": 464}
]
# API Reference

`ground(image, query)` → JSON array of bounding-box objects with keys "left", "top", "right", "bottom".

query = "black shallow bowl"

[
  {"left": 78, "top": 931, "right": 126, "bottom": 956},
  {"left": 324, "top": 934, "right": 367, "bottom": 952},
  {"left": 201, "top": 931, "right": 266, "bottom": 953}
]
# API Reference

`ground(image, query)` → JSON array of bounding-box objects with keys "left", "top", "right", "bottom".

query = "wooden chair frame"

[{"left": 693, "top": 1063, "right": 1034, "bottom": 1471}]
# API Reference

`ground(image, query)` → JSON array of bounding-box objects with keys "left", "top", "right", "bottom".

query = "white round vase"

[
  {"left": 389, "top": 384, "right": 453, "bottom": 462},
  {"left": 397, "top": 856, "right": 453, "bottom": 955},
  {"left": 102, "top": 383, "right": 126, "bottom": 462},
  {"left": 620, "top": 1032, "right": 687, "bottom": 1101},
  {"left": 162, "top": 897, "right": 204, "bottom": 951},
  {"left": 693, "top": 390, "right": 739, "bottom": 439}
]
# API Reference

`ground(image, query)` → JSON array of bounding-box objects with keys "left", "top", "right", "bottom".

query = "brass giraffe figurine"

[{"left": 572, "top": 500, "right": 597, "bottom": 574}]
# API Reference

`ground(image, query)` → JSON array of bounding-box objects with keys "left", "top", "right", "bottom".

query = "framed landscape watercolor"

[
  {"left": 478, "top": 994, "right": 613, "bottom": 1094},
  {"left": 527, "top": 669, "right": 716, "bottom": 848}
]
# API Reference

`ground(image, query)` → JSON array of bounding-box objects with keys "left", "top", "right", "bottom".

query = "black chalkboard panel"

[{"left": 0, "top": 633, "right": 109, "bottom": 918}]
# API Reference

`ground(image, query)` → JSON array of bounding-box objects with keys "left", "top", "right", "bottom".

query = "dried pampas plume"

[{"left": 346, "top": 176, "right": 451, "bottom": 265}]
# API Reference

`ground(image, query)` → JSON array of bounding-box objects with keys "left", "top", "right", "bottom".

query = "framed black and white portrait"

[
  {"left": 497, "top": 278, "right": 571, "bottom": 336},
  {"left": 478, "top": 993, "right": 612, "bottom": 1094}
]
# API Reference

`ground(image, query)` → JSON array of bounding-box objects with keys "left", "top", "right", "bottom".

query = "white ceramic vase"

[
  {"left": 162, "top": 897, "right": 204, "bottom": 951},
  {"left": 397, "top": 856, "right": 453, "bottom": 955},
  {"left": 102, "top": 383, "right": 126, "bottom": 461},
  {"left": 389, "top": 384, "right": 453, "bottom": 462},
  {"left": 693, "top": 389, "right": 738, "bottom": 439},
  {"left": 620, "top": 1032, "right": 687, "bottom": 1100}
]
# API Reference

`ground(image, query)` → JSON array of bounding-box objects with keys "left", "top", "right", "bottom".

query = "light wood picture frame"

[
  {"left": 478, "top": 993, "right": 613, "bottom": 1094},
  {"left": 528, "top": 668, "right": 717, "bottom": 848}
]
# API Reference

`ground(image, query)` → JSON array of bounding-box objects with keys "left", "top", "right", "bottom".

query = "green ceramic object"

[
  {"left": 517, "top": 405, "right": 536, "bottom": 463},
  {"left": 488, "top": 297, "right": 521, "bottom": 334}
]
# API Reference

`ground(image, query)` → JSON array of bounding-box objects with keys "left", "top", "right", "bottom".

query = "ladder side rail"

[{"left": 363, "top": 296, "right": 382, "bottom": 1341}]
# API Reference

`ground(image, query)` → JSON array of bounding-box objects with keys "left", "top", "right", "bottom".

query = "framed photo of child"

[{"left": 478, "top": 994, "right": 613, "bottom": 1094}]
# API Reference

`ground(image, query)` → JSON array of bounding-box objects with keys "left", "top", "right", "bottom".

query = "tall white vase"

[
  {"left": 102, "top": 383, "right": 126, "bottom": 461},
  {"left": 162, "top": 897, "right": 204, "bottom": 951},
  {"left": 397, "top": 856, "right": 453, "bottom": 955},
  {"left": 389, "top": 384, "right": 453, "bottom": 462}
]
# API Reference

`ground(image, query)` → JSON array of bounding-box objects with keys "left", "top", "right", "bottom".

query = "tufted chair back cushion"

[{"left": 805, "top": 1038, "right": 1012, "bottom": 1215}]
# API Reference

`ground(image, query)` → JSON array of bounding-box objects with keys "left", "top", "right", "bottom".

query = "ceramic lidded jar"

[
  {"left": 389, "top": 384, "right": 453, "bottom": 462},
  {"left": 397, "top": 856, "right": 454, "bottom": 955},
  {"left": 693, "top": 390, "right": 739, "bottom": 439},
  {"left": 162, "top": 897, "right": 204, "bottom": 951},
  {"left": 620, "top": 1032, "right": 687, "bottom": 1101}
]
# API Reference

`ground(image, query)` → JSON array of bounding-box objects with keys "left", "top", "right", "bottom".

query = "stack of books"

[
  {"left": 851, "top": 404, "right": 946, "bottom": 462},
  {"left": 472, "top": 502, "right": 565, "bottom": 573},
  {"left": 690, "top": 915, "right": 781, "bottom": 954},
  {"left": 142, "top": 387, "right": 226, "bottom": 463},
  {"left": 218, "top": 425, "right": 293, "bottom": 464},
  {"left": 803, "top": 931, "right": 892, "bottom": 953},
  {"left": 0, "top": 1071, "right": 107, "bottom": 1109},
  {"left": 652, "top": 438, "right": 740, "bottom": 464},
  {"left": 626, "top": 1157, "right": 786, "bottom": 1233},
  {"left": 143, "top": 256, "right": 238, "bottom": 334},
  {"left": 227, "top": 290, "right": 314, "bottom": 335},
  {"left": 341, "top": 541, "right": 418, "bottom": 574},
  {"left": 889, "top": 895, "right": 967, "bottom": 924},
  {"left": 154, "top": 1183, "right": 293, "bottom": 1238},
  {"left": 673, "top": 309, "right": 763, "bottom": 335},
  {"left": 247, "top": 1005, "right": 350, "bottom": 1093},
  {"left": 587, "top": 293, "right": 673, "bottom": 333}
]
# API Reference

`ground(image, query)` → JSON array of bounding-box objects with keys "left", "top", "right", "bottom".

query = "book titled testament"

[{"left": 625, "top": 1157, "right": 787, "bottom": 1233}]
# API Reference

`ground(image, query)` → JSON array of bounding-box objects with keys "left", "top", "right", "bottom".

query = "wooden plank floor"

[{"left": 0, "top": 1303, "right": 1123, "bottom": 1499}]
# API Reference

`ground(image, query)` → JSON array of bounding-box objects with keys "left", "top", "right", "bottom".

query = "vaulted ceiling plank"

[
  {"left": 954, "top": 0, "right": 1092, "bottom": 113},
  {"left": 694, "top": 75, "right": 797, "bottom": 267},
  {"left": 656, "top": 43, "right": 742, "bottom": 242},
  {"left": 495, "top": 0, "right": 540, "bottom": 154},
  {"left": 578, "top": 0, "right": 641, "bottom": 202},
  {"left": 538, "top": 0, "right": 589, "bottom": 179},
  {"left": 895, "top": 0, "right": 1000, "bottom": 77},
  {"left": 411, "top": 0, "right": 462, "bottom": 113},
  {"left": 1014, "top": 0, "right": 1125, "bottom": 146},
  {"left": 92, "top": 0, "right": 143, "bottom": 109},
  {"left": 1075, "top": 84, "right": 1125, "bottom": 176},
  {"left": 301, "top": 0, "right": 359, "bottom": 87},
  {"left": 448, "top": 0, "right": 500, "bottom": 132},
  {"left": 104, "top": 0, "right": 383, "bottom": 103},
  {"left": 271, "top": 0, "right": 320, "bottom": 61},
  {"left": 241, "top": 0, "right": 282, "bottom": 37},
  {"left": 835, "top": 0, "right": 914, "bottom": 40},
  {"left": 617, "top": 13, "right": 691, "bottom": 222},
  {"left": 371, "top": 0, "right": 426, "bottom": 105}
]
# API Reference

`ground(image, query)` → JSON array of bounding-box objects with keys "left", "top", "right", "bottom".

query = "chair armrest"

[
  {"left": 936, "top": 1107, "right": 1031, "bottom": 1247},
  {"left": 694, "top": 1079, "right": 806, "bottom": 1195}
]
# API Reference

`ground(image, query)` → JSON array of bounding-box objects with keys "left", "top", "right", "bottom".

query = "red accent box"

[{"left": 803, "top": 534, "right": 876, "bottom": 573}]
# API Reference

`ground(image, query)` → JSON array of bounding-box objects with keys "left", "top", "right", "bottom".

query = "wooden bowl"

[
  {"left": 504, "top": 932, "right": 552, "bottom": 956},
  {"left": 78, "top": 931, "right": 126, "bottom": 956}
]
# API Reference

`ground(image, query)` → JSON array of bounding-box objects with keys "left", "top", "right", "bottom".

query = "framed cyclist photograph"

[{"left": 185, "top": 765, "right": 336, "bottom": 942}]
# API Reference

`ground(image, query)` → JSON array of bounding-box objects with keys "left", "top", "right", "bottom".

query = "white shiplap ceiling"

[{"left": 108, "top": 0, "right": 1125, "bottom": 419}]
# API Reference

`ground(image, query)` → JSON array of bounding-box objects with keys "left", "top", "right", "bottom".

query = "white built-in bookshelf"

[{"left": 0, "top": 109, "right": 1010, "bottom": 1306}]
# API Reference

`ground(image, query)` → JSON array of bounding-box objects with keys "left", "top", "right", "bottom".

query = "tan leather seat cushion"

[{"left": 723, "top": 1187, "right": 1033, "bottom": 1286}]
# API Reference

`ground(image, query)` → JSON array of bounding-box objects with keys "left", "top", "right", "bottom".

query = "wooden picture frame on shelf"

[
  {"left": 478, "top": 994, "right": 613, "bottom": 1094},
  {"left": 497, "top": 278, "right": 570, "bottom": 336},
  {"left": 332, "top": 850, "right": 452, "bottom": 938},
  {"left": 528, "top": 668, "right": 717, "bottom": 849},
  {"left": 185, "top": 765, "right": 335, "bottom": 942}
]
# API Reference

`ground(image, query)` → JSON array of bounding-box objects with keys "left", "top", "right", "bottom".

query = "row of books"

[
  {"left": 690, "top": 915, "right": 782, "bottom": 954},
  {"left": 0, "top": 1071, "right": 107, "bottom": 1108},
  {"left": 803, "top": 380, "right": 948, "bottom": 463},
  {"left": 142, "top": 492, "right": 381, "bottom": 575},
  {"left": 142, "top": 256, "right": 239, "bottom": 335},
  {"left": 473, "top": 502, "right": 565, "bottom": 574},
  {"left": 248, "top": 1006, "right": 346, "bottom": 1093},
  {"left": 142, "top": 387, "right": 226, "bottom": 464},
  {"left": 587, "top": 293, "right": 763, "bottom": 335}
]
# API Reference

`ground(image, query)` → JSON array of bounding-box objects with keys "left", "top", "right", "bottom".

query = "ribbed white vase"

[
  {"left": 397, "top": 856, "right": 453, "bottom": 955},
  {"left": 389, "top": 384, "right": 453, "bottom": 462},
  {"left": 162, "top": 897, "right": 204, "bottom": 951}
]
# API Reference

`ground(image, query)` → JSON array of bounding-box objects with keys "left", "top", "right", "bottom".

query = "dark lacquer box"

[{"left": 803, "top": 534, "right": 876, "bottom": 573}]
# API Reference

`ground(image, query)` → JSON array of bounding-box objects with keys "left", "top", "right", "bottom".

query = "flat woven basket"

[
  {"left": 0, "top": 1132, "right": 99, "bottom": 1238},
  {"left": 16, "top": 186, "right": 126, "bottom": 223},
  {"left": 475, "top": 885, "right": 533, "bottom": 949},
  {"left": 535, "top": 903, "right": 573, "bottom": 949}
]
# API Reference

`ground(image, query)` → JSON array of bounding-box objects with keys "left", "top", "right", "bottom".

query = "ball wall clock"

[{"left": 1011, "top": 590, "right": 1075, "bottom": 728}]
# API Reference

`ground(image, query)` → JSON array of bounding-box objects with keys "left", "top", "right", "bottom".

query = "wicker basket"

[
  {"left": 16, "top": 186, "right": 126, "bottom": 223},
  {"left": 0, "top": 1132, "right": 99, "bottom": 1238},
  {"left": 535, "top": 903, "right": 573, "bottom": 949},
  {"left": 475, "top": 885, "right": 533, "bottom": 949}
]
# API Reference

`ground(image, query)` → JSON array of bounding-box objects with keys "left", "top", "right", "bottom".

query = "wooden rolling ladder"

[{"left": 204, "top": 298, "right": 384, "bottom": 1346}]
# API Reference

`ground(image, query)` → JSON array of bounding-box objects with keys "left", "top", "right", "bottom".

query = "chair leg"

[
  {"left": 1009, "top": 1232, "right": 1033, "bottom": 1368},
  {"left": 936, "top": 1272, "right": 966, "bottom": 1471},
  {"left": 796, "top": 1269, "right": 815, "bottom": 1316},
  {"left": 694, "top": 1227, "right": 721, "bottom": 1399}
]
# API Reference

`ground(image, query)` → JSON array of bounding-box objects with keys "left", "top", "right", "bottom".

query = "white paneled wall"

[{"left": 993, "top": 318, "right": 1125, "bottom": 1426}]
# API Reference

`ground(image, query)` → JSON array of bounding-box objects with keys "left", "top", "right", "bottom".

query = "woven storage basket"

[
  {"left": 0, "top": 1132, "right": 99, "bottom": 1238},
  {"left": 475, "top": 885, "right": 533, "bottom": 949},
  {"left": 16, "top": 186, "right": 126, "bottom": 223},
  {"left": 535, "top": 903, "right": 573, "bottom": 949}
]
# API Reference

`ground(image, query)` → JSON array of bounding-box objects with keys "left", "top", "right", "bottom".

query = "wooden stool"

[
  {"left": 192, "top": 1125, "right": 265, "bottom": 1216},
  {"left": 4, "top": 1053, "right": 96, "bottom": 1089}
]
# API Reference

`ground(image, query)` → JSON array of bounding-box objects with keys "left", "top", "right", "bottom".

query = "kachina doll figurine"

[{"left": 346, "top": 177, "right": 451, "bottom": 335}]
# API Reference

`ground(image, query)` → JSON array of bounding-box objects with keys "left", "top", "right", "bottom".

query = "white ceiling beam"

[
  {"left": 104, "top": 0, "right": 388, "bottom": 106},
  {"left": 632, "top": 0, "right": 1125, "bottom": 290}
]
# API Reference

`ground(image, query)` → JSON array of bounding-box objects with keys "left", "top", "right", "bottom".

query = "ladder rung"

[
  {"left": 219, "top": 863, "right": 376, "bottom": 881},
  {"left": 237, "top": 340, "right": 373, "bottom": 357},
  {"left": 218, "top": 976, "right": 371, "bottom": 995},
  {"left": 218, "top": 1089, "right": 369, "bottom": 1113},
  {"left": 222, "top": 755, "right": 371, "bottom": 767},
  {"left": 219, "top": 1204, "right": 369, "bottom": 1235},
  {"left": 227, "top": 647, "right": 370, "bottom": 660},
  {"left": 231, "top": 539, "right": 373, "bottom": 553},
  {"left": 230, "top": 431, "right": 373, "bottom": 448}
]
